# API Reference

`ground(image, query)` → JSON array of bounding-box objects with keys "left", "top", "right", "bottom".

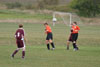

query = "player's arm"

[
  {"left": 71, "top": 28, "right": 73, "bottom": 32},
  {"left": 45, "top": 28, "right": 49, "bottom": 33},
  {"left": 15, "top": 32, "right": 17, "bottom": 40},
  {"left": 45, "top": 29, "right": 47, "bottom": 34},
  {"left": 14, "top": 35, "right": 17, "bottom": 40},
  {"left": 23, "top": 29, "right": 26, "bottom": 42},
  {"left": 75, "top": 26, "right": 80, "bottom": 32},
  {"left": 45, "top": 29, "right": 49, "bottom": 32},
  {"left": 77, "top": 26, "right": 80, "bottom": 30},
  {"left": 24, "top": 36, "right": 26, "bottom": 43}
]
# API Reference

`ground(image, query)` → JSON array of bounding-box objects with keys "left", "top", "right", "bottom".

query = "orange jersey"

[
  {"left": 72, "top": 25, "right": 80, "bottom": 33},
  {"left": 45, "top": 25, "right": 52, "bottom": 34}
]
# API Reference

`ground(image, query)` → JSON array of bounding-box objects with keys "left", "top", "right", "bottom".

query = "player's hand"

[
  {"left": 24, "top": 37, "right": 27, "bottom": 43},
  {"left": 71, "top": 29, "right": 73, "bottom": 32},
  {"left": 71, "top": 28, "right": 73, "bottom": 32},
  {"left": 45, "top": 31, "right": 47, "bottom": 34}
]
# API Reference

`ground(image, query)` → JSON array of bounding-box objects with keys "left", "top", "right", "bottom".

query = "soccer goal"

[{"left": 52, "top": 12, "right": 82, "bottom": 26}]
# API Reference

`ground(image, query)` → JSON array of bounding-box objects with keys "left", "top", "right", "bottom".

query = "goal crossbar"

[{"left": 53, "top": 12, "right": 72, "bottom": 26}]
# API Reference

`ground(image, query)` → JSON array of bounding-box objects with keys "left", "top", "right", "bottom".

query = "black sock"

[
  {"left": 73, "top": 43, "right": 77, "bottom": 49},
  {"left": 51, "top": 42, "right": 55, "bottom": 48},
  {"left": 76, "top": 45, "right": 79, "bottom": 50},
  {"left": 47, "top": 44, "right": 50, "bottom": 50}
]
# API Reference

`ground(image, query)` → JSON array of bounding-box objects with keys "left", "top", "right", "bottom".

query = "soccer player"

[
  {"left": 44, "top": 23, "right": 55, "bottom": 50},
  {"left": 71, "top": 22, "right": 80, "bottom": 51},
  {"left": 66, "top": 24, "right": 73, "bottom": 50},
  {"left": 11, "top": 24, "right": 26, "bottom": 59}
]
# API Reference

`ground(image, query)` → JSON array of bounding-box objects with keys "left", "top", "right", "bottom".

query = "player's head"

[
  {"left": 19, "top": 24, "right": 23, "bottom": 28},
  {"left": 73, "top": 22, "right": 77, "bottom": 26},
  {"left": 44, "top": 23, "right": 48, "bottom": 26}
]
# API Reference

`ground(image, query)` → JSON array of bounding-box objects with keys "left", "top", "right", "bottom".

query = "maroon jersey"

[
  {"left": 15, "top": 28, "right": 25, "bottom": 48},
  {"left": 15, "top": 28, "right": 25, "bottom": 40}
]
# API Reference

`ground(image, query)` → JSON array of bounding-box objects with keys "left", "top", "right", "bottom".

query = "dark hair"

[
  {"left": 44, "top": 23, "right": 48, "bottom": 25},
  {"left": 73, "top": 22, "right": 77, "bottom": 25},
  {"left": 19, "top": 24, "right": 23, "bottom": 28}
]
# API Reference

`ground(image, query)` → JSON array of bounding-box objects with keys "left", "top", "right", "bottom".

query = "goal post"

[
  {"left": 52, "top": 12, "right": 83, "bottom": 26},
  {"left": 53, "top": 12, "right": 72, "bottom": 26}
]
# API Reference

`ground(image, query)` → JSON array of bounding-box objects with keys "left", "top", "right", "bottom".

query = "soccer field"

[{"left": 0, "top": 22, "right": 100, "bottom": 67}]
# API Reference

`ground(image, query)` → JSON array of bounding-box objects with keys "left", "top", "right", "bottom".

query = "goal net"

[{"left": 52, "top": 12, "right": 83, "bottom": 26}]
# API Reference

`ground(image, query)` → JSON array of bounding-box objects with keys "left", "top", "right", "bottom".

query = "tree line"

[
  {"left": 4, "top": 0, "right": 100, "bottom": 17},
  {"left": 70, "top": 0, "right": 100, "bottom": 17}
]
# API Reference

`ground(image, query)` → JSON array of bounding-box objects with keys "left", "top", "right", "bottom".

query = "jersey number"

[{"left": 17, "top": 32, "right": 20, "bottom": 37}]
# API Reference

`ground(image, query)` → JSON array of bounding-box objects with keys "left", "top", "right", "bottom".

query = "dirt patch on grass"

[
  {"left": 0, "top": 17, "right": 100, "bottom": 25},
  {"left": 0, "top": 19, "right": 51, "bottom": 23}
]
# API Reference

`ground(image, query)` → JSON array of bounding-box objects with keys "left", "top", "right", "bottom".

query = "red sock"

[
  {"left": 12, "top": 50, "right": 18, "bottom": 57},
  {"left": 22, "top": 51, "right": 25, "bottom": 58}
]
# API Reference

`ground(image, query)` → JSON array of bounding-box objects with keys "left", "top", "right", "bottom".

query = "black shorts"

[
  {"left": 72, "top": 33, "right": 78, "bottom": 41},
  {"left": 46, "top": 33, "right": 53, "bottom": 40}
]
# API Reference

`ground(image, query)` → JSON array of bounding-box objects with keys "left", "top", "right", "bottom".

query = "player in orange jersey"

[
  {"left": 44, "top": 23, "right": 55, "bottom": 50},
  {"left": 71, "top": 22, "right": 80, "bottom": 51}
]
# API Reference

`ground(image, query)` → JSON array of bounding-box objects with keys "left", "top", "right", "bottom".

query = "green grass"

[
  {"left": 0, "top": 22, "right": 100, "bottom": 67},
  {"left": 0, "top": 45, "right": 100, "bottom": 67},
  {"left": 0, "top": 10, "right": 52, "bottom": 20}
]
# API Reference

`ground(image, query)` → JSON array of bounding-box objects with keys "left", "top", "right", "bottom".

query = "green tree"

[
  {"left": 43, "top": 0, "right": 59, "bottom": 5},
  {"left": 70, "top": 0, "right": 100, "bottom": 17},
  {"left": 6, "top": 2, "right": 22, "bottom": 9},
  {"left": 37, "top": 0, "right": 45, "bottom": 9}
]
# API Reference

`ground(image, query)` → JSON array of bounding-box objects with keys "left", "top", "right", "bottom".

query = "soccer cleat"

[
  {"left": 73, "top": 48, "right": 78, "bottom": 51},
  {"left": 76, "top": 47, "right": 79, "bottom": 50},
  {"left": 47, "top": 48, "right": 50, "bottom": 50},
  {"left": 22, "top": 56, "right": 25, "bottom": 59},
  {"left": 51, "top": 48, "right": 55, "bottom": 50},
  {"left": 11, "top": 54, "right": 14, "bottom": 59}
]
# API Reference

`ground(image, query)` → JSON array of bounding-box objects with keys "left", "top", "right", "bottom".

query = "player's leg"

[
  {"left": 75, "top": 41, "right": 79, "bottom": 50},
  {"left": 49, "top": 39, "right": 55, "bottom": 50},
  {"left": 73, "top": 41, "right": 77, "bottom": 50},
  {"left": 46, "top": 40, "right": 50, "bottom": 50},
  {"left": 67, "top": 34, "right": 72, "bottom": 50},
  {"left": 74, "top": 33, "right": 79, "bottom": 50},
  {"left": 22, "top": 40, "right": 26, "bottom": 59},
  {"left": 72, "top": 34, "right": 77, "bottom": 50},
  {"left": 22, "top": 47, "right": 25, "bottom": 59},
  {"left": 67, "top": 41, "right": 70, "bottom": 50},
  {"left": 49, "top": 33, "right": 55, "bottom": 50},
  {"left": 46, "top": 34, "right": 51, "bottom": 50},
  {"left": 11, "top": 41, "right": 20, "bottom": 58},
  {"left": 11, "top": 48, "right": 20, "bottom": 58}
]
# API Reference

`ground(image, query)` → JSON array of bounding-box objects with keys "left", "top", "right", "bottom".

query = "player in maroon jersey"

[
  {"left": 11, "top": 24, "right": 26, "bottom": 59},
  {"left": 66, "top": 24, "right": 73, "bottom": 50}
]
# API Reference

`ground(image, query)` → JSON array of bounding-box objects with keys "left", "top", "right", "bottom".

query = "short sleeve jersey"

[
  {"left": 72, "top": 25, "right": 80, "bottom": 34},
  {"left": 46, "top": 25, "right": 52, "bottom": 34}
]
